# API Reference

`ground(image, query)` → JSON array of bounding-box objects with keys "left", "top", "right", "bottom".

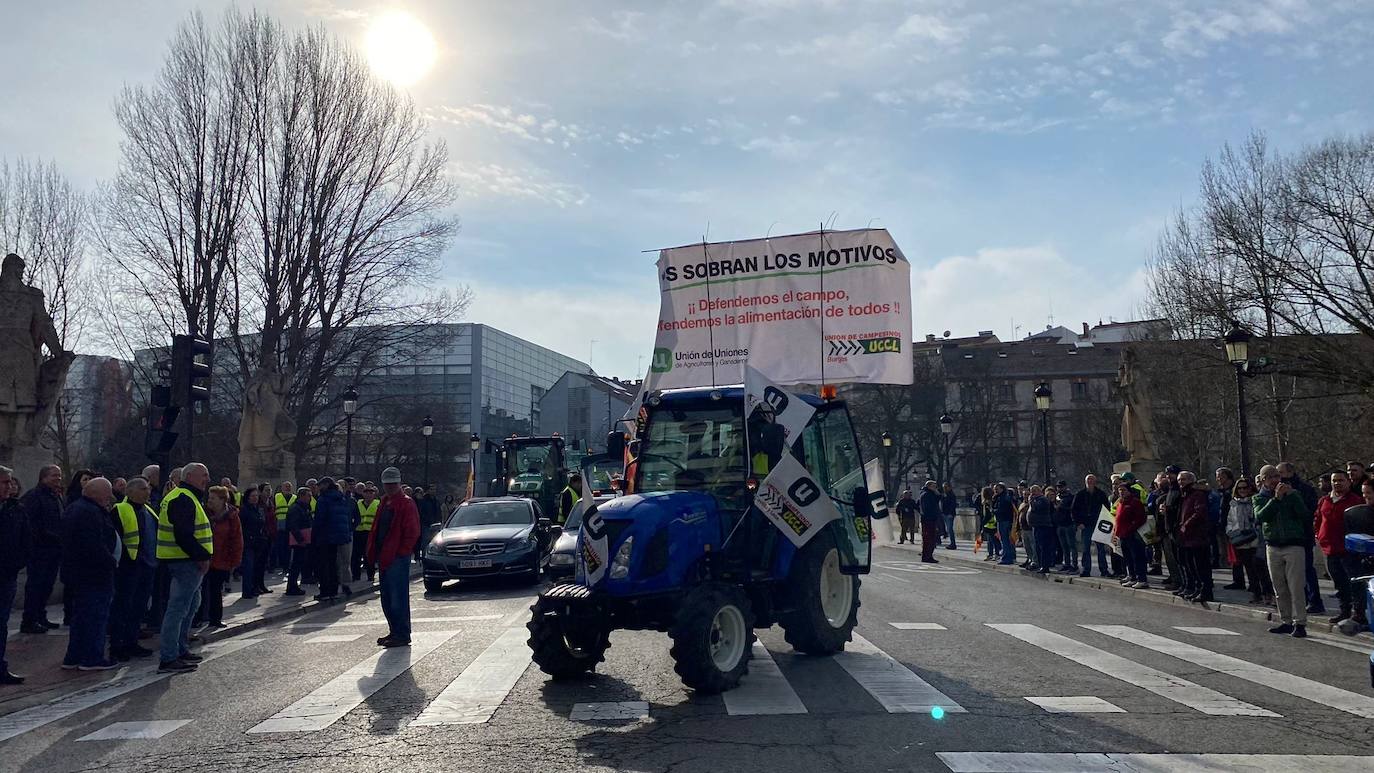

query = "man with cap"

[
  {"left": 1157, "top": 465, "right": 1185, "bottom": 590},
  {"left": 367, "top": 467, "right": 420, "bottom": 647},
  {"left": 917, "top": 481, "right": 943, "bottom": 563}
]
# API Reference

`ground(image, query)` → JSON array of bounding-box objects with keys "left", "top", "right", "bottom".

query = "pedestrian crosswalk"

[{"left": 5, "top": 616, "right": 1374, "bottom": 744}]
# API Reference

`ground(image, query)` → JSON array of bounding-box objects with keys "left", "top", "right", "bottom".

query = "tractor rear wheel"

[
  {"left": 526, "top": 596, "right": 610, "bottom": 679},
  {"left": 669, "top": 582, "right": 755, "bottom": 693},
  {"left": 779, "top": 529, "right": 860, "bottom": 655}
]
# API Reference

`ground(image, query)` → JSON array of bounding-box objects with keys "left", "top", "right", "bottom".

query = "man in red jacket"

[
  {"left": 367, "top": 466, "right": 420, "bottom": 647},
  {"left": 1315, "top": 470, "right": 1363, "bottom": 624},
  {"left": 1177, "top": 471, "right": 1214, "bottom": 602}
]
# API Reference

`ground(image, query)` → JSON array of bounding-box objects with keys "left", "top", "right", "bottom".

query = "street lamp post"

[
  {"left": 421, "top": 416, "right": 434, "bottom": 487},
  {"left": 939, "top": 413, "right": 954, "bottom": 485},
  {"left": 342, "top": 387, "right": 358, "bottom": 477},
  {"left": 1224, "top": 322, "right": 1254, "bottom": 481},
  {"left": 469, "top": 433, "right": 481, "bottom": 498},
  {"left": 1034, "top": 381, "right": 1053, "bottom": 482},
  {"left": 881, "top": 431, "right": 893, "bottom": 505}
]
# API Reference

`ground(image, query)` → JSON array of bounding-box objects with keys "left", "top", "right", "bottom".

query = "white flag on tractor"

[
  {"left": 744, "top": 364, "right": 815, "bottom": 447},
  {"left": 753, "top": 452, "right": 842, "bottom": 548},
  {"left": 580, "top": 474, "right": 610, "bottom": 585}
]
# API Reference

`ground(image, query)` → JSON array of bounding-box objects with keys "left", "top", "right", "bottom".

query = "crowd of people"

[
  {"left": 0, "top": 461, "right": 428, "bottom": 684},
  {"left": 896, "top": 461, "right": 1374, "bottom": 639}
]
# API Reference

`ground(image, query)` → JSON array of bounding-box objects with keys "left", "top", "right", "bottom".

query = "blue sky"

[{"left": 3, "top": 0, "right": 1371, "bottom": 379}]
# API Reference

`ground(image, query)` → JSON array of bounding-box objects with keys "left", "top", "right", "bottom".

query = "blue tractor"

[{"left": 526, "top": 385, "right": 876, "bottom": 693}]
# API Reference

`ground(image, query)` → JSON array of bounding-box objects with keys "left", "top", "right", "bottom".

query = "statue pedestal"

[{"left": 10, "top": 444, "right": 55, "bottom": 489}]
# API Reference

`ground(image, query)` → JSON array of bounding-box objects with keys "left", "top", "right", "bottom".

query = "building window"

[
  {"left": 1071, "top": 380, "right": 1089, "bottom": 401},
  {"left": 996, "top": 383, "right": 1014, "bottom": 403}
]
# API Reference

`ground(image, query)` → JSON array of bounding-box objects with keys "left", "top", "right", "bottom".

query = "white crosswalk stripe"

[
  {"left": 0, "top": 638, "right": 261, "bottom": 743},
  {"left": 833, "top": 633, "right": 967, "bottom": 714},
  {"left": 987, "top": 624, "right": 1276, "bottom": 717},
  {"left": 248, "top": 631, "right": 458, "bottom": 733},
  {"left": 937, "top": 753, "right": 1374, "bottom": 772},
  {"left": 722, "top": 642, "right": 806, "bottom": 716},
  {"left": 411, "top": 628, "right": 531, "bottom": 726},
  {"left": 1083, "top": 625, "right": 1374, "bottom": 719}
]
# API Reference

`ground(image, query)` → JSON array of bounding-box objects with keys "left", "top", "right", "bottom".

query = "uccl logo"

[{"left": 651, "top": 347, "right": 673, "bottom": 373}]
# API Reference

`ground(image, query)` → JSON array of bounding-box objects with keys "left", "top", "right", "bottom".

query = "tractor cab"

[{"left": 492, "top": 435, "right": 567, "bottom": 520}]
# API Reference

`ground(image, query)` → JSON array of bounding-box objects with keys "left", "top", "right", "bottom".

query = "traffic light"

[
  {"left": 171, "top": 334, "right": 213, "bottom": 408},
  {"left": 145, "top": 383, "right": 180, "bottom": 458}
]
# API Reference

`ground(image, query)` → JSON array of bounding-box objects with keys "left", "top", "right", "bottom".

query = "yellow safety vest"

[
  {"left": 114, "top": 501, "right": 145, "bottom": 561},
  {"left": 157, "top": 487, "right": 214, "bottom": 560},
  {"left": 357, "top": 499, "right": 379, "bottom": 532},
  {"left": 310, "top": 498, "right": 317, "bottom": 513},
  {"left": 560, "top": 486, "right": 581, "bottom": 522},
  {"left": 751, "top": 452, "right": 770, "bottom": 475},
  {"left": 274, "top": 492, "right": 295, "bottom": 525}
]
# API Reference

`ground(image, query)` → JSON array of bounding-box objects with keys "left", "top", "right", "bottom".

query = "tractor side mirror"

[
  {"left": 429, "top": 522, "right": 443, "bottom": 532},
  {"left": 853, "top": 487, "right": 875, "bottom": 519},
  {"left": 760, "top": 423, "right": 786, "bottom": 461},
  {"left": 549, "top": 525, "right": 563, "bottom": 538},
  {"left": 606, "top": 430, "right": 626, "bottom": 458},
  {"left": 537, "top": 517, "right": 551, "bottom": 530},
  {"left": 628, "top": 439, "right": 642, "bottom": 457}
]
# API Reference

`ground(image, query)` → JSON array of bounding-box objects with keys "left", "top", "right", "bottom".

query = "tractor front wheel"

[
  {"left": 669, "top": 582, "right": 755, "bottom": 694},
  {"left": 779, "top": 530, "right": 860, "bottom": 655},
  {"left": 527, "top": 596, "right": 610, "bottom": 679}
]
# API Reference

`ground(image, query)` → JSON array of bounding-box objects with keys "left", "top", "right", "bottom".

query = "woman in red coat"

[
  {"left": 197, "top": 486, "right": 243, "bottom": 628},
  {"left": 1114, "top": 479, "right": 1150, "bottom": 589}
]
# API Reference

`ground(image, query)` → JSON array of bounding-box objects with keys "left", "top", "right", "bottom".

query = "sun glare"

[{"left": 365, "top": 10, "right": 437, "bottom": 87}]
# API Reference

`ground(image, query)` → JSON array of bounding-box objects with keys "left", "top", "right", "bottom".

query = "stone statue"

[
  {"left": 0, "top": 253, "right": 76, "bottom": 456},
  {"left": 238, "top": 366, "right": 297, "bottom": 485},
  {"left": 1115, "top": 347, "right": 1161, "bottom": 477}
]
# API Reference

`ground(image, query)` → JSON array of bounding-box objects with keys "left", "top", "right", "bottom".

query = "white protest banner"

[
  {"left": 753, "top": 452, "right": 842, "bottom": 548},
  {"left": 1091, "top": 505, "right": 1122, "bottom": 556},
  {"left": 579, "top": 475, "right": 609, "bottom": 585},
  {"left": 744, "top": 364, "right": 815, "bottom": 447},
  {"left": 647, "top": 228, "right": 913, "bottom": 389}
]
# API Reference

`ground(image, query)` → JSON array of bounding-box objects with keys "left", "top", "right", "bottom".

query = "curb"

[{"left": 881, "top": 541, "right": 1374, "bottom": 641}]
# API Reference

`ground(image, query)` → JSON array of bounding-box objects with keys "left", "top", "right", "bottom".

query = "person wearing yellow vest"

[
  {"left": 110, "top": 477, "right": 158, "bottom": 661},
  {"left": 273, "top": 481, "right": 296, "bottom": 572},
  {"left": 352, "top": 485, "right": 380, "bottom": 582},
  {"left": 558, "top": 472, "right": 582, "bottom": 525},
  {"left": 156, "top": 462, "right": 213, "bottom": 674}
]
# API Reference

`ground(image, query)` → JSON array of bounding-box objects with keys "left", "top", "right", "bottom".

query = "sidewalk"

[
  {"left": 1, "top": 564, "right": 413, "bottom": 714},
  {"left": 883, "top": 537, "right": 1374, "bottom": 641}
]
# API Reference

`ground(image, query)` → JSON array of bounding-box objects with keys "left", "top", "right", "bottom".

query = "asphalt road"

[{"left": 2, "top": 544, "right": 1373, "bottom": 773}]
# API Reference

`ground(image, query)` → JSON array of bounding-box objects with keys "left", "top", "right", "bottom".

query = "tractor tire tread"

[{"left": 668, "top": 582, "right": 756, "bottom": 694}]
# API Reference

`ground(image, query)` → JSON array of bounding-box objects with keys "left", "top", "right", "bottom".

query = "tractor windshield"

[
  {"left": 636, "top": 404, "right": 747, "bottom": 504},
  {"left": 505, "top": 444, "right": 557, "bottom": 493}
]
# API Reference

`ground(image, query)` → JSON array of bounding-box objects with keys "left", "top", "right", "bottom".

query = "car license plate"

[{"left": 458, "top": 559, "right": 492, "bottom": 569}]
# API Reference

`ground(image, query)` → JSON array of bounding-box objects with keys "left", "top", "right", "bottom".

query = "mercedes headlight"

[
  {"left": 508, "top": 534, "right": 536, "bottom": 551},
  {"left": 609, "top": 536, "right": 634, "bottom": 579},
  {"left": 426, "top": 540, "right": 443, "bottom": 556},
  {"left": 549, "top": 553, "right": 574, "bottom": 566}
]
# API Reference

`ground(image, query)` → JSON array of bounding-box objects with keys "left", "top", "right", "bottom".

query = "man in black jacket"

[
  {"left": 0, "top": 466, "right": 29, "bottom": 684},
  {"left": 918, "top": 481, "right": 943, "bottom": 563},
  {"left": 20, "top": 464, "right": 64, "bottom": 633},
  {"left": 1052, "top": 481, "right": 1076, "bottom": 572},
  {"left": 60, "top": 478, "right": 119, "bottom": 670},
  {"left": 1157, "top": 466, "right": 1184, "bottom": 590},
  {"left": 1073, "top": 474, "right": 1113, "bottom": 578}
]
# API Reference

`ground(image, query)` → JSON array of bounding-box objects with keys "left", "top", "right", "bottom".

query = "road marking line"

[
  {"left": 1305, "top": 631, "right": 1374, "bottom": 655},
  {"left": 287, "top": 614, "right": 503, "bottom": 629},
  {"left": 889, "top": 623, "right": 947, "bottom": 630},
  {"left": 1084, "top": 625, "right": 1374, "bottom": 719},
  {"left": 0, "top": 638, "right": 260, "bottom": 743},
  {"left": 1024, "top": 696, "right": 1124, "bottom": 713},
  {"left": 987, "top": 624, "right": 1275, "bottom": 717},
  {"left": 937, "top": 752, "right": 1374, "bottom": 772},
  {"left": 722, "top": 642, "right": 806, "bottom": 716},
  {"left": 303, "top": 634, "right": 364, "bottom": 644},
  {"left": 411, "top": 628, "right": 530, "bottom": 726},
  {"left": 569, "top": 701, "right": 649, "bottom": 721},
  {"left": 77, "top": 720, "right": 192, "bottom": 741},
  {"left": 247, "top": 631, "right": 458, "bottom": 733},
  {"left": 1172, "top": 626, "right": 1239, "bottom": 636},
  {"left": 833, "top": 633, "right": 967, "bottom": 714}
]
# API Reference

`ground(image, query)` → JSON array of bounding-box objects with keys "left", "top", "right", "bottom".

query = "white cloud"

[
  {"left": 450, "top": 162, "right": 588, "bottom": 208},
  {"left": 897, "top": 13, "right": 969, "bottom": 46},
  {"left": 1162, "top": 0, "right": 1313, "bottom": 56},
  {"left": 739, "top": 134, "right": 811, "bottom": 160},
  {"left": 911, "top": 246, "right": 1141, "bottom": 342},
  {"left": 1028, "top": 43, "right": 1060, "bottom": 58}
]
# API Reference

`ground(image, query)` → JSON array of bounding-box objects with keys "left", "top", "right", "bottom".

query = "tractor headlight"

[{"left": 609, "top": 536, "right": 635, "bottom": 579}]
